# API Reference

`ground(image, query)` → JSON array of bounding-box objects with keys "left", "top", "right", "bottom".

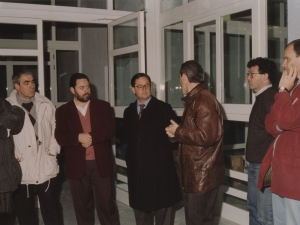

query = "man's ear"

[
  {"left": 70, "top": 87, "right": 75, "bottom": 95},
  {"left": 131, "top": 87, "right": 136, "bottom": 95},
  {"left": 264, "top": 73, "right": 269, "bottom": 81},
  {"left": 14, "top": 83, "right": 20, "bottom": 91}
]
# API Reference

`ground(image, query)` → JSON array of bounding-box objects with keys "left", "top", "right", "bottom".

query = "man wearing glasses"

[
  {"left": 123, "top": 73, "right": 181, "bottom": 225},
  {"left": 245, "top": 57, "right": 278, "bottom": 225}
]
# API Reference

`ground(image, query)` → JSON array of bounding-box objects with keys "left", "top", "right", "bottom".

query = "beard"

[{"left": 75, "top": 92, "right": 91, "bottom": 102}]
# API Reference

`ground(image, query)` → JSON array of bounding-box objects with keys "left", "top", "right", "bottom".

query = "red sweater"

[{"left": 258, "top": 82, "right": 300, "bottom": 200}]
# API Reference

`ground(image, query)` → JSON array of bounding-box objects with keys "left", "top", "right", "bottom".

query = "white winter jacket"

[{"left": 7, "top": 90, "right": 60, "bottom": 185}]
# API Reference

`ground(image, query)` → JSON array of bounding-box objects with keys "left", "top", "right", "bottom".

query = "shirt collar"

[
  {"left": 74, "top": 100, "right": 90, "bottom": 116},
  {"left": 137, "top": 96, "right": 152, "bottom": 108},
  {"left": 254, "top": 84, "right": 272, "bottom": 97}
]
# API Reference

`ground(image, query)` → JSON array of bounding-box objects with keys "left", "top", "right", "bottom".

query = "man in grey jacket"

[{"left": 6, "top": 70, "right": 63, "bottom": 225}]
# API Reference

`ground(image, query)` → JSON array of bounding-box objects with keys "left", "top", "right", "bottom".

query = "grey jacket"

[{"left": 0, "top": 98, "right": 24, "bottom": 192}]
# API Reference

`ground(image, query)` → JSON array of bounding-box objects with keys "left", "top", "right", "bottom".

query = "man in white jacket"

[{"left": 6, "top": 70, "right": 63, "bottom": 225}]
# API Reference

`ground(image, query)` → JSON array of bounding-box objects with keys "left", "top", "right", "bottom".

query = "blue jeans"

[
  {"left": 272, "top": 193, "right": 300, "bottom": 225},
  {"left": 247, "top": 163, "right": 273, "bottom": 225}
]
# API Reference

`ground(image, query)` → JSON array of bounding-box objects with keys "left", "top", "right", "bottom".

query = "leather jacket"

[{"left": 175, "top": 84, "right": 225, "bottom": 193}]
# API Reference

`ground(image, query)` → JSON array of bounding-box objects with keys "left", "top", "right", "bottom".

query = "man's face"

[
  {"left": 282, "top": 44, "right": 300, "bottom": 78},
  {"left": 180, "top": 74, "right": 188, "bottom": 95},
  {"left": 14, "top": 74, "right": 35, "bottom": 100},
  {"left": 71, "top": 78, "right": 91, "bottom": 102},
  {"left": 247, "top": 65, "right": 267, "bottom": 93},
  {"left": 131, "top": 77, "right": 151, "bottom": 102}
]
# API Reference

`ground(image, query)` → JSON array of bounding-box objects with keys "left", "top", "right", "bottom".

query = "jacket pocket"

[{"left": 41, "top": 155, "right": 59, "bottom": 178}]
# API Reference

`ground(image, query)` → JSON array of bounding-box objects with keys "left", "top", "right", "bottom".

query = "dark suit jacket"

[
  {"left": 55, "top": 99, "right": 116, "bottom": 179},
  {"left": 123, "top": 96, "right": 182, "bottom": 212}
]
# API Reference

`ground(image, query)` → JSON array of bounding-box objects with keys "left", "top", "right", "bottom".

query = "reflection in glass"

[
  {"left": 194, "top": 21, "right": 216, "bottom": 95},
  {"left": 164, "top": 22, "right": 183, "bottom": 108},
  {"left": 56, "top": 22, "right": 78, "bottom": 41},
  {"left": 115, "top": 118, "right": 127, "bottom": 160},
  {"left": 114, "top": 0, "right": 144, "bottom": 11},
  {"left": 223, "top": 193, "right": 247, "bottom": 210},
  {"left": 113, "top": 19, "right": 138, "bottom": 50},
  {"left": 56, "top": 50, "right": 79, "bottom": 102},
  {"left": 223, "top": 10, "right": 252, "bottom": 104},
  {"left": 114, "top": 52, "right": 139, "bottom": 106},
  {"left": 0, "top": 56, "right": 38, "bottom": 97},
  {"left": 0, "top": 23, "right": 37, "bottom": 49},
  {"left": 267, "top": 0, "right": 287, "bottom": 86},
  {"left": 161, "top": 0, "right": 182, "bottom": 13}
]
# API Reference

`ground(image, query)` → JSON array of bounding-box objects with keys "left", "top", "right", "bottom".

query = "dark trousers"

[
  {"left": 183, "top": 188, "right": 219, "bottom": 225},
  {"left": 13, "top": 176, "right": 63, "bottom": 225},
  {"left": 133, "top": 207, "right": 174, "bottom": 225},
  {"left": 69, "top": 160, "right": 120, "bottom": 225}
]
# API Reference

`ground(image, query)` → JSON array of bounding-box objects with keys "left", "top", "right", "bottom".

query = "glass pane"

[
  {"left": 43, "top": 22, "right": 52, "bottom": 41},
  {"left": 114, "top": 52, "right": 138, "bottom": 106},
  {"left": 0, "top": 23, "right": 37, "bottom": 49},
  {"left": 0, "top": 0, "right": 51, "bottom": 4},
  {"left": 113, "top": 19, "right": 138, "bottom": 50},
  {"left": 115, "top": 118, "right": 127, "bottom": 160},
  {"left": 164, "top": 22, "right": 183, "bottom": 108},
  {"left": 161, "top": 0, "right": 182, "bottom": 13},
  {"left": 55, "top": 0, "right": 77, "bottom": 7},
  {"left": 223, "top": 193, "right": 247, "bottom": 210},
  {"left": 223, "top": 10, "right": 252, "bottom": 104},
  {"left": 80, "top": 0, "right": 106, "bottom": 9},
  {"left": 56, "top": 22, "right": 78, "bottom": 41},
  {"left": 56, "top": 50, "right": 79, "bottom": 102},
  {"left": 44, "top": 65, "right": 51, "bottom": 100},
  {"left": 114, "top": 0, "right": 144, "bottom": 11},
  {"left": 0, "top": 56, "right": 38, "bottom": 98},
  {"left": 267, "top": 0, "right": 288, "bottom": 87},
  {"left": 194, "top": 21, "right": 216, "bottom": 95}
]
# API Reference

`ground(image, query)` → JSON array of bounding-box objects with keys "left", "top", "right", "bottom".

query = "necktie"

[{"left": 139, "top": 104, "right": 145, "bottom": 120}]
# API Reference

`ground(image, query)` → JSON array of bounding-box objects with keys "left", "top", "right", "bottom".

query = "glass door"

[{"left": 108, "top": 11, "right": 145, "bottom": 205}]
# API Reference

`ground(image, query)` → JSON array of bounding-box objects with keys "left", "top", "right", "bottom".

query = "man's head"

[
  {"left": 131, "top": 73, "right": 152, "bottom": 103},
  {"left": 247, "top": 57, "right": 278, "bottom": 93},
  {"left": 282, "top": 39, "right": 300, "bottom": 78},
  {"left": 12, "top": 70, "right": 35, "bottom": 101},
  {"left": 179, "top": 60, "right": 204, "bottom": 95},
  {"left": 69, "top": 73, "right": 91, "bottom": 103}
]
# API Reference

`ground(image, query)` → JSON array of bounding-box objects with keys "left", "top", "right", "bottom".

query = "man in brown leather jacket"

[{"left": 166, "top": 60, "right": 224, "bottom": 225}]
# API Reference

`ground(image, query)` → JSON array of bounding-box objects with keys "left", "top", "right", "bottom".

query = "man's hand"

[
  {"left": 78, "top": 133, "right": 92, "bottom": 148},
  {"left": 279, "top": 66, "right": 298, "bottom": 91},
  {"left": 165, "top": 120, "right": 179, "bottom": 138}
]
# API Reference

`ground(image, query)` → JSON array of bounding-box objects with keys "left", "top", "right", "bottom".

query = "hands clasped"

[
  {"left": 79, "top": 133, "right": 92, "bottom": 148},
  {"left": 165, "top": 119, "right": 179, "bottom": 138}
]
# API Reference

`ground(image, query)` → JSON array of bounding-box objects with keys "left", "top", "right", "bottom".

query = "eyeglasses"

[
  {"left": 134, "top": 84, "right": 151, "bottom": 90},
  {"left": 246, "top": 72, "right": 262, "bottom": 79}
]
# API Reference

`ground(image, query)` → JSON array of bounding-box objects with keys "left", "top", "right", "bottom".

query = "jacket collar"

[{"left": 181, "top": 83, "right": 205, "bottom": 107}]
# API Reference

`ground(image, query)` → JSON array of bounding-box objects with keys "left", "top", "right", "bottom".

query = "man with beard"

[{"left": 55, "top": 73, "right": 120, "bottom": 225}]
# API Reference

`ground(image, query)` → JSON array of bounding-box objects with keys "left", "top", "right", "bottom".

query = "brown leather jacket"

[{"left": 175, "top": 84, "right": 224, "bottom": 193}]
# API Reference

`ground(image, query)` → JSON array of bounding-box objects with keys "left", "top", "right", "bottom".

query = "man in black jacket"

[
  {"left": 123, "top": 73, "right": 182, "bottom": 225},
  {"left": 0, "top": 97, "right": 24, "bottom": 225}
]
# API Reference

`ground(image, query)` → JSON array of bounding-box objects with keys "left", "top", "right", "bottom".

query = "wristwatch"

[{"left": 279, "top": 86, "right": 290, "bottom": 92}]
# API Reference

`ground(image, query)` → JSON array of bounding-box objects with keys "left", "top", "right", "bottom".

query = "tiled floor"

[{"left": 13, "top": 179, "right": 239, "bottom": 225}]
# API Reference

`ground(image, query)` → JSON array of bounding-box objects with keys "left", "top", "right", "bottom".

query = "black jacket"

[
  {"left": 0, "top": 98, "right": 24, "bottom": 192},
  {"left": 123, "top": 96, "right": 182, "bottom": 212}
]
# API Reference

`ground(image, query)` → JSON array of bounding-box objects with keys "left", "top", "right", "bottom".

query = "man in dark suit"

[
  {"left": 123, "top": 73, "right": 182, "bottom": 225},
  {"left": 55, "top": 73, "right": 119, "bottom": 225}
]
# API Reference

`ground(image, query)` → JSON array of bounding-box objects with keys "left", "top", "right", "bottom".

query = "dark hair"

[
  {"left": 130, "top": 73, "right": 151, "bottom": 87},
  {"left": 180, "top": 60, "right": 204, "bottom": 83},
  {"left": 247, "top": 57, "right": 278, "bottom": 85},
  {"left": 12, "top": 69, "right": 33, "bottom": 85},
  {"left": 69, "top": 73, "right": 90, "bottom": 88},
  {"left": 286, "top": 39, "right": 300, "bottom": 57}
]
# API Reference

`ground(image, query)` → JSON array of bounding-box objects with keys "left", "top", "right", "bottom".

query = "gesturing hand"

[{"left": 165, "top": 120, "right": 179, "bottom": 138}]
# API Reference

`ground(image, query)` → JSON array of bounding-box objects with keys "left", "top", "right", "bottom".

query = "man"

[
  {"left": 165, "top": 60, "right": 224, "bottom": 225},
  {"left": 55, "top": 73, "right": 119, "bottom": 225},
  {"left": 123, "top": 73, "right": 182, "bottom": 225},
  {"left": 0, "top": 98, "right": 24, "bottom": 225},
  {"left": 6, "top": 70, "right": 63, "bottom": 225},
  {"left": 258, "top": 39, "right": 300, "bottom": 224},
  {"left": 245, "top": 57, "right": 277, "bottom": 225}
]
